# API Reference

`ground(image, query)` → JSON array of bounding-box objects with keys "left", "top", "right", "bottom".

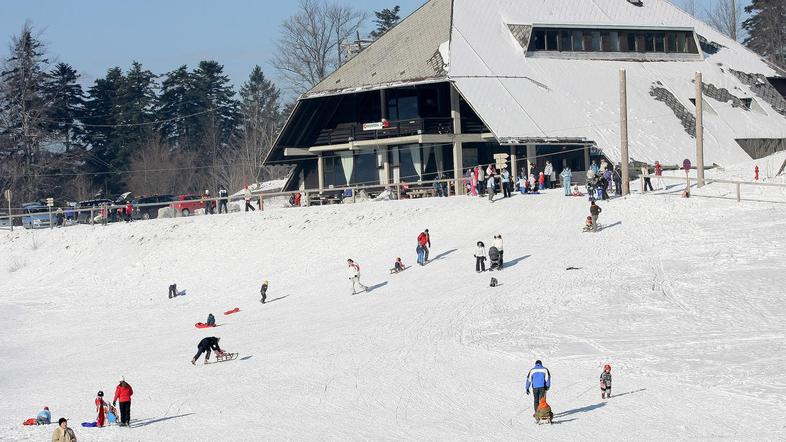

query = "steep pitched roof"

[{"left": 305, "top": 0, "right": 452, "bottom": 97}]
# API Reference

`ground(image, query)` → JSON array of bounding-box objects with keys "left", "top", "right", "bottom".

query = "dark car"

[
  {"left": 76, "top": 199, "right": 114, "bottom": 224},
  {"left": 132, "top": 195, "right": 176, "bottom": 220}
]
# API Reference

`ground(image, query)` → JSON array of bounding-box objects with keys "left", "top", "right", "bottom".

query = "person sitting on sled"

[
  {"left": 36, "top": 406, "right": 51, "bottom": 425},
  {"left": 206, "top": 313, "right": 215, "bottom": 327},
  {"left": 582, "top": 216, "right": 594, "bottom": 232},
  {"left": 534, "top": 396, "right": 553, "bottom": 423},
  {"left": 393, "top": 257, "right": 405, "bottom": 273},
  {"left": 600, "top": 364, "right": 612, "bottom": 399}
]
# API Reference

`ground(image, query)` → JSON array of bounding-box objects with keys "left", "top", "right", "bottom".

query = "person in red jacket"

[
  {"left": 112, "top": 379, "right": 133, "bottom": 427},
  {"left": 125, "top": 202, "right": 133, "bottom": 222},
  {"left": 95, "top": 390, "right": 107, "bottom": 427},
  {"left": 417, "top": 229, "right": 431, "bottom": 264}
]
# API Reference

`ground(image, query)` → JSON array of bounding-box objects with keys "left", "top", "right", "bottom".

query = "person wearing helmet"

[
  {"left": 260, "top": 280, "right": 269, "bottom": 304},
  {"left": 525, "top": 360, "right": 551, "bottom": 412},
  {"left": 95, "top": 390, "right": 107, "bottom": 427},
  {"left": 600, "top": 364, "right": 613, "bottom": 399},
  {"left": 192, "top": 336, "right": 222, "bottom": 365}
]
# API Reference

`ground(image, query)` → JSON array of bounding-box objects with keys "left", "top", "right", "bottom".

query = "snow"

[{"left": 2, "top": 187, "right": 786, "bottom": 440}]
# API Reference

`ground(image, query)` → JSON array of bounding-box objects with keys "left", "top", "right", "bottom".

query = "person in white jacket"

[
  {"left": 544, "top": 161, "right": 554, "bottom": 189},
  {"left": 347, "top": 259, "right": 367, "bottom": 295},
  {"left": 492, "top": 234, "right": 504, "bottom": 269},
  {"left": 474, "top": 241, "right": 486, "bottom": 272}
]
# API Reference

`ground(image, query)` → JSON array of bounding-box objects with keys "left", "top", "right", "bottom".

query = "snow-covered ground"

[{"left": 1, "top": 185, "right": 785, "bottom": 440}]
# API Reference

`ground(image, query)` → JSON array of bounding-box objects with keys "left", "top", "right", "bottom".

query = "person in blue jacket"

[
  {"left": 525, "top": 360, "right": 551, "bottom": 412},
  {"left": 560, "top": 167, "right": 572, "bottom": 196},
  {"left": 36, "top": 406, "right": 51, "bottom": 424}
]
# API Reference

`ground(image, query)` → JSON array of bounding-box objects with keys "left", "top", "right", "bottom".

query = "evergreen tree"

[
  {"left": 115, "top": 61, "right": 157, "bottom": 162},
  {"left": 44, "top": 62, "right": 84, "bottom": 153},
  {"left": 237, "top": 65, "right": 281, "bottom": 183},
  {"left": 743, "top": 0, "right": 786, "bottom": 69},
  {"left": 81, "top": 67, "right": 125, "bottom": 193},
  {"left": 158, "top": 65, "right": 199, "bottom": 150},
  {"left": 192, "top": 60, "right": 239, "bottom": 148},
  {"left": 0, "top": 23, "right": 53, "bottom": 200},
  {"left": 370, "top": 6, "right": 401, "bottom": 39}
]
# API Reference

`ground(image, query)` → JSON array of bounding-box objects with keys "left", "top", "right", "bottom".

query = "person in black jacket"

[
  {"left": 217, "top": 186, "right": 229, "bottom": 214},
  {"left": 192, "top": 337, "right": 222, "bottom": 365},
  {"left": 260, "top": 280, "right": 268, "bottom": 304},
  {"left": 590, "top": 201, "right": 602, "bottom": 231}
]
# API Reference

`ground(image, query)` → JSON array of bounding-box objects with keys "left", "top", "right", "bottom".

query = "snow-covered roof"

[{"left": 448, "top": 0, "right": 786, "bottom": 166}]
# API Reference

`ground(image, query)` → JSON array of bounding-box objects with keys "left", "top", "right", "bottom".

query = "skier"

[
  {"left": 474, "top": 241, "right": 486, "bottom": 272},
  {"left": 206, "top": 313, "right": 216, "bottom": 326},
  {"left": 561, "top": 167, "right": 572, "bottom": 196},
  {"left": 600, "top": 364, "right": 612, "bottom": 399},
  {"left": 244, "top": 186, "right": 255, "bottom": 212},
  {"left": 492, "top": 234, "right": 504, "bottom": 269},
  {"left": 36, "top": 406, "right": 51, "bottom": 425},
  {"left": 260, "top": 280, "right": 269, "bottom": 304},
  {"left": 590, "top": 201, "right": 602, "bottom": 231},
  {"left": 95, "top": 391, "right": 107, "bottom": 427},
  {"left": 525, "top": 360, "right": 551, "bottom": 413},
  {"left": 218, "top": 186, "right": 229, "bottom": 214},
  {"left": 52, "top": 418, "right": 77, "bottom": 442},
  {"left": 112, "top": 379, "right": 133, "bottom": 427},
  {"left": 347, "top": 259, "right": 368, "bottom": 295},
  {"left": 192, "top": 337, "right": 223, "bottom": 365},
  {"left": 417, "top": 229, "right": 431, "bottom": 263}
]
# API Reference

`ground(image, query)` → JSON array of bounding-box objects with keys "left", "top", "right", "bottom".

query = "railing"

[
  {"left": 652, "top": 175, "right": 786, "bottom": 203},
  {"left": 313, "top": 118, "right": 456, "bottom": 146}
]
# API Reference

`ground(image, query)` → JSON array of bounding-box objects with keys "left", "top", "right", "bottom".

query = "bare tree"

[
  {"left": 126, "top": 135, "right": 198, "bottom": 196},
  {"left": 706, "top": 0, "right": 743, "bottom": 41},
  {"left": 273, "top": 0, "right": 366, "bottom": 94}
]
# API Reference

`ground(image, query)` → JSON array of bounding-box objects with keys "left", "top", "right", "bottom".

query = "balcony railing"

[{"left": 313, "top": 117, "right": 488, "bottom": 147}]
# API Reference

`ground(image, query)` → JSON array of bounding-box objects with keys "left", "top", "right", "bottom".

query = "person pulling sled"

[{"left": 191, "top": 336, "right": 233, "bottom": 365}]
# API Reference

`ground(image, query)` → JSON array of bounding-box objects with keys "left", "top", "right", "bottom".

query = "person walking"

[
  {"left": 492, "top": 234, "right": 504, "bottom": 269},
  {"left": 654, "top": 161, "right": 665, "bottom": 190},
  {"left": 474, "top": 241, "right": 486, "bottom": 272},
  {"left": 112, "top": 379, "right": 133, "bottom": 427},
  {"left": 51, "top": 418, "right": 77, "bottom": 442},
  {"left": 525, "top": 360, "right": 551, "bottom": 413},
  {"left": 95, "top": 391, "right": 107, "bottom": 427},
  {"left": 590, "top": 201, "right": 602, "bottom": 231},
  {"left": 501, "top": 169, "right": 511, "bottom": 198},
  {"left": 560, "top": 167, "right": 572, "bottom": 196},
  {"left": 192, "top": 337, "right": 222, "bottom": 365},
  {"left": 218, "top": 186, "right": 229, "bottom": 214},
  {"left": 347, "top": 259, "right": 368, "bottom": 294},
  {"left": 243, "top": 186, "right": 255, "bottom": 212},
  {"left": 418, "top": 229, "right": 431, "bottom": 263},
  {"left": 641, "top": 165, "right": 653, "bottom": 192}
]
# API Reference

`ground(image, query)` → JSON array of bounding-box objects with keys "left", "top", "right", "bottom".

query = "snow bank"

[{"left": 1, "top": 191, "right": 785, "bottom": 440}]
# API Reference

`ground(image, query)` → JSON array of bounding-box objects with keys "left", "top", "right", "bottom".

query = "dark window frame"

[{"left": 526, "top": 26, "right": 699, "bottom": 55}]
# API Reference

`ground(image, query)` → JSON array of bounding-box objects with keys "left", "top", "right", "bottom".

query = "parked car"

[
  {"left": 76, "top": 199, "right": 114, "bottom": 224},
  {"left": 132, "top": 195, "right": 175, "bottom": 220},
  {"left": 170, "top": 194, "right": 212, "bottom": 217},
  {"left": 22, "top": 203, "right": 51, "bottom": 229},
  {"left": 0, "top": 212, "right": 11, "bottom": 228}
]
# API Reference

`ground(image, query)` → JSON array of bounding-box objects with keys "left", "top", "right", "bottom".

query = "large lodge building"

[{"left": 265, "top": 0, "right": 786, "bottom": 193}]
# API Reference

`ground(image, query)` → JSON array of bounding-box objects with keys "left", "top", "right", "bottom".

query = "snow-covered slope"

[{"left": 1, "top": 191, "right": 785, "bottom": 440}]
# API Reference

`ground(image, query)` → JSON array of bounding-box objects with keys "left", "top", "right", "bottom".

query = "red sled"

[
  {"left": 195, "top": 322, "right": 216, "bottom": 329},
  {"left": 22, "top": 418, "right": 37, "bottom": 426},
  {"left": 224, "top": 308, "right": 240, "bottom": 315}
]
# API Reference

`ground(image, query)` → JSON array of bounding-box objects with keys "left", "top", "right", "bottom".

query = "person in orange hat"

[
  {"left": 534, "top": 396, "right": 553, "bottom": 424},
  {"left": 600, "top": 364, "right": 613, "bottom": 399}
]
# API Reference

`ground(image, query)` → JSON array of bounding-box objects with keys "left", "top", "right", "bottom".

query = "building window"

[
  {"left": 546, "top": 30, "right": 558, "bottom": 50},
  {"left": 572, "top": 30, "right": 584, "bottom": 51},
  {"left": 530, "top": 29, "right": 546, "bottom": 50},
  {"left": 525, "top": 27, "right": 699, "bottom": 55},
  {"left": 590, "top": 31, "right": 601, "bottom": 51}
]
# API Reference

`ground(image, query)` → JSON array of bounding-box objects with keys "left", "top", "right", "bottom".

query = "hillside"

[{"left": 1, "top": 188, "right": 785, "bottom": 440}]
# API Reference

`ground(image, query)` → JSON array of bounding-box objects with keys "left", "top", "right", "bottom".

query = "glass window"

[
  {"left": 353, "top": 150, "right": 378, "bottom": 186},
  {"left": 686, "top": 33, "right": 698, "bottom": 53},
  {"left": 573, "top": 30, "right": 584, "bottom": 51},
  {"left": 677, "top": 32, "right": 687, "bottom": 53},
  {"left": 546, "top": 31, "right": 558, "bottom": 50},
  {"left": 560, "top": 30, "right": 572, "bottom": 52},
  {"left": 591, "top": 31, "right": 601, "bottom": 51},
  {"left": 636, "top": 33, "right": 646, "bottom": 52},
  {"left": 654, "top": 33, "right": 665, "bottom": 52},
  {"left": 397, "top": 96, "right": 418, "bottom": 120},
  {"left": 667, "top": 32, "right": 677, "bottom": 52},
  {"left": 531, "top": 30, "right": 546, "bottom": 50},
  {"left": 645, "top": 33, "right": 655, "bottom": 52}
]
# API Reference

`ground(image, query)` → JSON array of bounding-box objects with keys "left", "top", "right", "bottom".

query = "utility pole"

[
  {"left": 695, "top": 71, "right": 705, "bottom": 187},
  {"left": 619, "top": 69, "right": 630, "bottom": 196}
]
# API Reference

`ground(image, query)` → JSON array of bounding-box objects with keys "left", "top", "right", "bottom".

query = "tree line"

[{"left": 0, "top": 3, "right": 402, "bottom": 204}]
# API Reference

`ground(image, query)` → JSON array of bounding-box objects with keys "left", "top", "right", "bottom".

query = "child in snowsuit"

[
  {"left": 534, "top": 396, "right": 553, "bottom": 423},
  {"left": 260, "top": 280, "right": 268, "bottom": 304},
  {"left": 206, "top": 313, "right": 215, "bottom": 326},
  {"left": 392, "top": 258, "right": 405, "bottom": 273},
  {"left": 95, "top": 390, "right": 107, "bottom": 427},
  {"left": 582, "top": 216, "right": 594, "bottom": 232},
  {"left": 600, "top": 364, "right": 612, "bottom": 399},
  {"left": 192, "top": 337, "right": 222, "bottom": 365}
]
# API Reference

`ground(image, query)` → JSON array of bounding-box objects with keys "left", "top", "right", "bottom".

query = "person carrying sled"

[
  {"left": 590, "top": 201, "right": 602, "bottom": 232},
  {"left": 192, "top": 337, "right": 223, "bottom": 365},
  {"left": 534, "top": 396, "right": 554, "bottom": 424},
  {"left": 347, "top": 259, "right": 368, "bottom": 295},
  {"left": 206, "top": 313, "right": 216, "bottom": 326},
  {"left": 474, "top": 241, "right": 486, "bottom": 273},
  {"left": 36, "top": 406, "right": 51, "bottom": 425},
  {"left": 525, "top": 360, "right": 551, "bottom": 413},
  {"left": 94, "top": 391, "right": 107, "bottom": 427},
  {"left": 112, "top": 379, "right": 133, "bottom": 427},
  {"left": 51, "top": 418, "right": 77, "bottom": 442},
  {"left": 600, "top": 364, "right": 612, "bottom": 399},
  {"left": 417, "top": 229, "right": 431, "bottom": 264},
  {"left": 260, "top": 280, "right": 269, "bottom": 304}
]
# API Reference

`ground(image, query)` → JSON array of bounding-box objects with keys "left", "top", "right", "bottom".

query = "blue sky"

[{"left": 1, "top": 0, "right": 746, "bottom": 90}]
